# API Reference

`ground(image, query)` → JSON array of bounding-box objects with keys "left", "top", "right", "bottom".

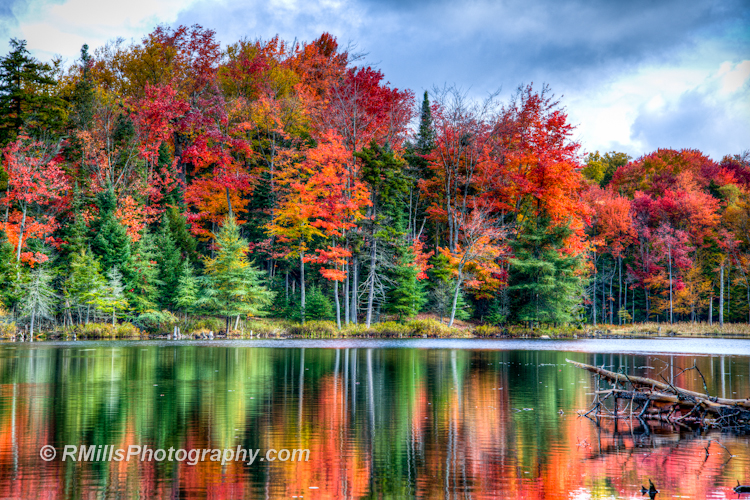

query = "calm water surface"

[{"left": 1, "top": 339, "right": 749, "bottom": 499}]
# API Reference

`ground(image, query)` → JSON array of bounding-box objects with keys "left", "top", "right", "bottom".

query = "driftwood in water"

[{"left": 567, "top": 359, "right": 750, "bottom": 430}]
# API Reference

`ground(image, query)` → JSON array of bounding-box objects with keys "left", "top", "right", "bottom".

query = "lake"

[{"left": 1, "top": 339, "right": 748, "bottom": 498}]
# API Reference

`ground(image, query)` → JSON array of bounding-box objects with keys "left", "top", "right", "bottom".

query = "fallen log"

[
  {"left": 566, "top": 359, "right": 750, "bottom": 410},
  {"left": 568, "top": 359, "right": 750, "bottom": 430}
]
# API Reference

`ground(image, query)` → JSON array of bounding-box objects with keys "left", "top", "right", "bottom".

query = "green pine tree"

[
  {"left": 200, "top": 215, "right": 274, "bottom": 333},
  {"left": 156, "top": 214, "right": 181, "bottom": 309},
  {"left": 165, "top": 205, "right": 198, "bottom": 261},
  {"left": 91, "top": 188, "right": 131, "bottom": 275},
  {"left": 387, "top": 245, "right": 425, "bottom": 321},
  {"left": 20, "top": 265, "right": 56, "bottom": 337},
  {"left": 507, "top": 216, "right": 584, "bottom": 326},
  {"left": 305, "top": 286, "right": 334, "bottom": 321},
  {"left": 175, "top": 260, "right": 199, "bottom": 320},
  {"left": 0, "top": 38, "right": 65, "bottom": 146},
  {"left": 69, "top": 44, "right": 95, "bottom": 131},
  {"left": 91, "top": 267, "right": 128, "bottom": 326},
  {"left": 64, "top": 248, "right": 106, "bottom": 324},
  {"left": 129, "top": 229, "right": 161, "bottom": 313}
]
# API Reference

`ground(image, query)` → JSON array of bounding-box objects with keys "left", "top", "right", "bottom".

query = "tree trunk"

[
  {"left": 618, "top": 257, "right": 622, "bottom": 325},
  {"left": 709, "top": 291, "right": 713, "bottom": 325},
  {"left": 592, "top": 256, "right": 597, "bottom": 327},
  {"left": 351, "top": 255, "right": 358, "bottom": 324},
  {"left": 365, "top": 239, "right": 376, "bottom": 328},
  {"left": 29, "top": 308, "right": 35, "bottom": 338},
  {"left": 609, "top": 270, "right": 614, "bottom": 324},
  {"left": 667, "top": 245, "right": 673, "bottom": 324},
  {"left": 15, "top": 203, "right": 27, "bottom": 262},
  {"left": 334, "top": 279, "right": 341, "bottom": 330},
  {"left": 448, "top": 269, "right": 464, "bottom": 328},
  {"left": 720, "top": 261, "right": 724, "bottom": 327},
  {"left": 602, "top": 267, "right": 607, "bottom": 324},
  {"left": 300, "top": 251, "right": 306, "bottom": 325},
  {"left": 344, "top": 260, "right": 350, "bottom": 326}
]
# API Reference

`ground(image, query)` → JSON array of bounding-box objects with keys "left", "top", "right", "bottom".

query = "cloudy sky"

[{"left": 2, "top": 0, "right": 748, "bottom": 160}]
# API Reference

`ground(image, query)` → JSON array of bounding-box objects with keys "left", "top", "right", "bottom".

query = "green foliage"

[
  {"left": 91, "top": 189, "right": 131, "bottom": 274},
  {"left": 156, "top": 214, "right": 182, "bottom": 309},
  {"left": 0, "top": 231, "right": 17, "bottom": 308},
  {"left": 134, "top": 310, "right": 179, "bottom": 333},
  {"left": 0, "top": 38, "right": 66, "bottom": 145},
  {"left": 356, "top": 140, "right": 409, "bottom": 208},
  {"left": 69, "top": 44, "right": 95, "bottom": 131},
  {"left": 200, "top": 216, "right": 274, "bottom": 330},
  {"left": 129, "top": 230, "right": 161, "bottom": 312},
  {"left": 19, "top": 265, "right": 56, "bottom": 335},
  {"left": 304, "top": 286, "right": 334, "bottom": 321},
  {"left": 486, "top": 297, "right": 507, "bottom": 325},
  {"left": 175, "top": 260, "right": 200, "bottom": 314},
  {"left": 507, "top": 216, "right": 584, "bottom": 326},
  {"left": 387, "top": 243, "right": 426, "bottom": 320},
  {"left": 165, "top": 205, "right": 198, "bottom": 261},
  {"left": 416, "top": 91, "right": 435, "bottom": 154},
  {"left": 90, "top": 267, "right": 129, "bottom": 325},
  {"left": 582, "top": 151, "right": 631, "bottom": 187},
  {"left": 64, "top": 248, "right": 106, "bottom": 321}
]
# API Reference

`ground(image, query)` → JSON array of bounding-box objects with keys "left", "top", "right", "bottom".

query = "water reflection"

[{"left": 0, "top": 344, "right": 747, "bottom": 498}]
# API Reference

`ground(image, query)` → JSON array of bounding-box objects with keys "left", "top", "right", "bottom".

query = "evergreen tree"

[
  {"left": 165, "top": 205, "right": 198, "bottom": 261},
  {"left": 387, "top": 243, "right": 425, "bottom": 321},
  {"left": 59, "top": 182, "right": 90, "bottom": 266},
  {"left": 305, "top": 285, "right": 334, "bottom": 321},
  {"left": 175, "top": 260, "right": 199, "bottom": 320},
  {"left": 507, "top": 216, "right": 584, "bottom": 326},
  {"left": 69, "top": 44, "right": 95, "bottom": 131},
  {"left": 415, "top": 91, "right": 435, "bottom": 154},
  {"left": 20, "top": 265, "right": 56, "bottom": 337},
  {"left": 91, "top": 189, "right": 131, "bottom": 274},
  {"left": 385, "top": 207, "right": 426, "bottom": 321},
  {"left": 0, "top": 38, "right": 65, "bottom": 146},
  {"left": 156, "top": 214, "right": 181, "bottom": 309},
  {"left": 200, "top": 215, "right": 273, "bottom": 333},
  {"left": 0, "top": 231, "right": 16, "bottom": 309},
  {"left": 129, "top": 229, "right": 160, "bottom": 312},
  {"left": 91, "top": 267, "right": 128, "bottom": 326},
  {"left": 64, "top": 248, "right": 106, "bottom": 324}
]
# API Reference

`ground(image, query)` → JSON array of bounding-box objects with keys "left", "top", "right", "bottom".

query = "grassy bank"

[{"left": 2, "top": 316, "right": 749, "bottom": 341}]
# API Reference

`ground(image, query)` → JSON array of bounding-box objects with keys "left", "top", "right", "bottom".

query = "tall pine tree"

[{"left": 507, "top": 216, "right": 584, "bottom": 326}]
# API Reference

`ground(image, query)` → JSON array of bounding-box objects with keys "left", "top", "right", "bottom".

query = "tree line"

[{"left": 0, "top": 26, "right": 748, "bottom": 335}]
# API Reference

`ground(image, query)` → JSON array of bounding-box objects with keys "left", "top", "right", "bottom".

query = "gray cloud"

[
  {"left": 630, "top": 84, "right": 750, "bottom": 160},
  {"left": 172, "top": 0, "right": 748, "bottom": 95}
]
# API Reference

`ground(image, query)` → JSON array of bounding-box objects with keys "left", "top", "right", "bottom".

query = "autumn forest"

[{"left": 1, "top": 25, "right": 749, "bottom": 336}]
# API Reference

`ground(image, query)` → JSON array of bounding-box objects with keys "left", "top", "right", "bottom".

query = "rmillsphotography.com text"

[{"left": 39, "top": 445, "right": 309, "bottom": 466}]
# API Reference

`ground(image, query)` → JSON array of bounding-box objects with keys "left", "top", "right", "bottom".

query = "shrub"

[
  {"left": 287, "top": 320, "right": 337, "bottom": 338},
  {"left": 305, "top": 287, "right": 334, "bottom": 321},
  {"left": 0, "top": 321, "right": 16, "bottom": 339},
  {"left": 134, "top": 310, "right": 179, "bottom": 333},
  {"left": 75, "top": 322, "right": 140, "bottom": 339},
  {"left": 406, "top": 318, "right": 452, "bottom": 337},
  {"left": 191, "top": 317, "right": 223, "bottom": 333}
]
